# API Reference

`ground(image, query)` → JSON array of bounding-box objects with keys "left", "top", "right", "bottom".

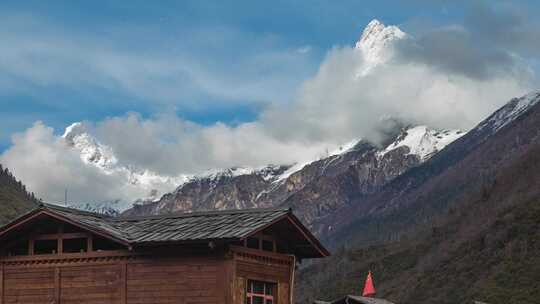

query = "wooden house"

[{"left": 0, "top": 204, "right": 329, "bottom": 304}]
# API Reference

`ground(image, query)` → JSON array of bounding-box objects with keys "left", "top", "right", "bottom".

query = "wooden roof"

[
  {"left": 0, "top": 203, "right": 329, "bottom": 258},
  {"left": 314, "top": 296, "right": 395, "bottom": 304}
]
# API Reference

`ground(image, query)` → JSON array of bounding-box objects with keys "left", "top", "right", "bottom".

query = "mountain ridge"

[
  {"left": 122, "top": 124, "right": 464, "bottom": 235},
  {"left": 296, "top": 90, "right": 540, "bottom": 304}
]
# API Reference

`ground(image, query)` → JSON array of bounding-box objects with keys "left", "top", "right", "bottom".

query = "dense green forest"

[{"left": 0, "top": 164, "right": 38, "bottom": 225}]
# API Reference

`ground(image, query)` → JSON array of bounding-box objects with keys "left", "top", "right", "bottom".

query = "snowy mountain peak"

[
  {"left": 61, "top": 122, "right": 192, "bottom": 212},
  {"left": 62, "top": 122, "right": 118, "bottom": 170},
  {"left": 184, "top": 165, "right": 290, "bottom": 187},
  {"left": 380, "top": 126, "right": 465, "bottom": 161},
  {"left": 357, "top": 19, "right": 406, "bottom": 47},
  {"left": 478, "top": 90, "right": 540, "bottom": 134},
  {"left": 62, "top": 122, "right": 86, "bottom": 140},
  {"left": 67, "top": 201, "right": 121, "bottom": 217},
  {"left": 356, "top": 19, "right": 406, "bottom": 52},
  {"left": 355, "top": 19, "right": 407, "bottom": 76}
]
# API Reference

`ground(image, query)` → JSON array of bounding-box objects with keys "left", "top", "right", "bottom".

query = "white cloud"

[{"left": 0, "top": 16, "right": 536, "bottom": 205}]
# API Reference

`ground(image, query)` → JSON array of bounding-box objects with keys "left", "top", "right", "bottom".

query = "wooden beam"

[
  {"left": 28, "top": 238, "right": 34, "bottom": 256},
  {"left": 1, "top": 249, "right": 138, "bottom": 262},
  {"left": 285, "top": 216, "right": 330, "bottom": 257},
  {"left": 87, "top": 234, "right": 93, "bottom": 252},
  {"left": 57, "top": 225, "right": 64, "bottom": 254},
  {"left": 33, "top": 232, "right": 89, "bottom": 241},
  {"left": 230, "top": 245, "right": 294, "bottom": 263},
  {"left": 54, "top": 267, "right": 60, "bottom": 304},
  {"left": 120, "top": 262, "right": 127, "bottom": 304}
]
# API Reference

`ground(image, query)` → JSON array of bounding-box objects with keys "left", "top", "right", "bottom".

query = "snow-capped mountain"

[
  {"left": 123, "top": 125, "right": 464, "bottom": 227},
  {"left": 67, "top": 201, "right": 122, "bottom": 217},
  {"left": 478, "top": 90, "right": 540, "bottom": 134},
  {"left": 379, "top": 126, "right": 464, "bottom": 161},
  {"left": 355, "top": 19, "right": 406, "bottom": 76},
  {"left": 62, "top": 122, "right": 191, "bottom": 212},
  {"left": 69, "top": 19, "right": 467, "bottom": 221},
  {"left": 63, "top": 122, "right": 118, "bottom": 171}
]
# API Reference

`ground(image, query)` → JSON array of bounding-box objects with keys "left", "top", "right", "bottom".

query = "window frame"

[
  {"left": 245, "top": 280, "right": 276, "bottom": 304},
  {"left": 243, "top": 232, "right": 277, "bottom": 253}
]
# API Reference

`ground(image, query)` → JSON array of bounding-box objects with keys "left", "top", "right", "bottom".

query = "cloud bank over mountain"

[{"left": 1, "top": 4, "right": 538, "bottom": 205}]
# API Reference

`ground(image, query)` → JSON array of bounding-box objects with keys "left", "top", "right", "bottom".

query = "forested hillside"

[
  {"left": 0, "top": 164, "right": 38, "bottom": 225},
  {"left": 297, "top": 140, "right": 540, "bottom": 304},
  {"left": 296, "top": 95, "right": 540, "bottom": 304}
]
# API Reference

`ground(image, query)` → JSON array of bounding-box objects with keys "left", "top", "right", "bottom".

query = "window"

[
  {"left": 62, "top": 238, "right": 88, "bottom": 253},
  {"left": 262, "top": 239, "right": 274, "bottom": 252},
  {"left": 34, "top": 239, "right": 58, "bottom": 255},
  {"left": 244, "top": 234, "right": 276, "bottom": 252},
  {"left": 246, "top": 280, "right": 276, "bottom": 304},
  {"left": 246, "top": 237, "right": 260, "bottom": 249},
  {"left": 93, "top": 236, "right": 124, "bottom": 251},
  {"left": 5, "top": 239, "right": 28, "bottom": 256}
]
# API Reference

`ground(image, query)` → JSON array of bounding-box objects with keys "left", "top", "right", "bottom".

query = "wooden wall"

[
  {"left": 0, "top": 247, "right": 297, "bottom": 304},
  {"left": 126, "top": 256, "right": 221, "bottom": 304},
  {"left": 231, "top": 246, "right": 295, "bottom": 304},
  {"left": 0, "top": 252, "right": 225, "bottom": 304},
  {"left": 3, "top": 266, "right": 55, "bottom": 304}
]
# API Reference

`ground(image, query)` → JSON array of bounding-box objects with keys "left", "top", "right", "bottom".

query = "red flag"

[{"left": 362, "top": 271, "right": 376, "bottom": 297}]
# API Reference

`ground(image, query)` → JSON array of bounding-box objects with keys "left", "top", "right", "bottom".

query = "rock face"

[
  {"left": 123, "top": 125, "right": 464, "bottom": 235},
  {"left": 313, "top": 90, "right": 540, "bottom": 244}
]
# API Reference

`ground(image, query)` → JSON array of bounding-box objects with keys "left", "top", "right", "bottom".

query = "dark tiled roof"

[
  {"left": 43, "top": 204, "right": 291, "bottom": 244},
  {"left": 0, "top": 203, "right": 329, "bottom": 258},
  {"left": 345, "top": 296, "right": 395, "bottom": 304},
  {"left": 314, "top": 296, "right": 395, "bottom": 304}
]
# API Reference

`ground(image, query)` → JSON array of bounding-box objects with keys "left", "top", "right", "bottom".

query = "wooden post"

[
  {"left": 120, "top": 262, "right": 127, "bottom": 304},
  {"left": 54, "top": 267, "right": 60, "bottom": 304},
  {"left": 28, "top": 238, "right": 34, "bottom": 255},
  {"left": 57, "top": 225, "right": 63, "bottom": 255},
  {"left": 87, "top": 234, "right": 93, "bottom": 252}
]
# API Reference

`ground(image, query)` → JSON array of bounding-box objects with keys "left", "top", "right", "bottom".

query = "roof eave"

[
  {"left": 241, "top": 211, "right": 330, "bottom": 258},
  {"left": 0, "top": 206, "right": 132, "bottom": 248},
  {"left": 132, "top": 237, "right": 240, "bottom": 247}
]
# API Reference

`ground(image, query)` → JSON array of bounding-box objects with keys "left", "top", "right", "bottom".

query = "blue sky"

[
  {"left": 0, "top": 0, "right": 455, "bottom": 151},
  {"left": 0, "top": 0, "right": 539, "bottom": 152},
  {"left": 1, "top": 0, "right": 540, "bottom": 204}
]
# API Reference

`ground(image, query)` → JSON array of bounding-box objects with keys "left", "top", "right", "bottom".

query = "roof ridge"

[
  {"left": 41, "top": 202, "right": 112, "bottom": 219},
  {"left": 115, "top": 207, "right": 291, "bottom": 222}
]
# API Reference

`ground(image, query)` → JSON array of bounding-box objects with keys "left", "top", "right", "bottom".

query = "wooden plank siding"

[
  {"left": 1, "top": 254, "right": 227, "bottom": 304},
  {"left": 3, "top": 267, "right": 55, "bottom": 304},
  {"left": 61, "top": 264, "right": 122, "bottom": 304},
  {"left": 232, "top": 246, "right": 294, "bottom": 304},
  {"left": 0, "top": 248, "right": 299, "bottom": 304},
  {"left": 126, "top": 257, "right": 221, "bottom": 304}
]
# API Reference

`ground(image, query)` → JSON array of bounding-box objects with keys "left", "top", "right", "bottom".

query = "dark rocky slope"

[
  {"left": 123, "top": 126, "right": 459, "bottom": 237},
  {"left": 296, "top": 92, "right": 540, "bottom": 304}
]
